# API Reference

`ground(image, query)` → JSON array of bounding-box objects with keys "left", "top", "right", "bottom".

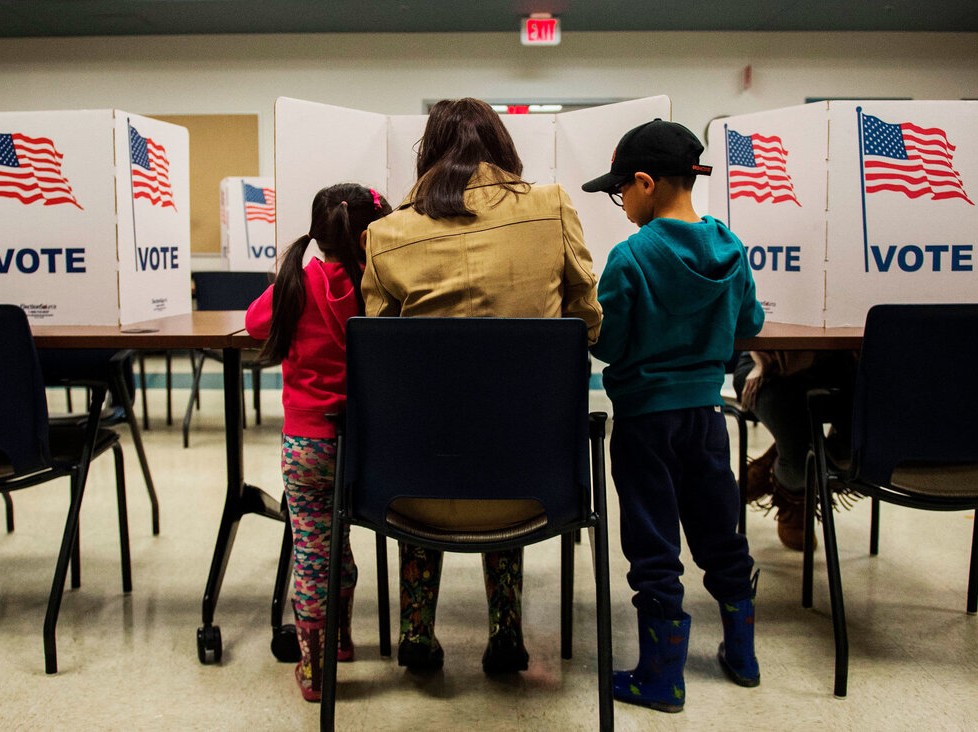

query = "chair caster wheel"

[
  {"left": 271, "top": 624, "right": 300, "bottom": 662},
  {"left": 197, "top": 624, "right": 223, "bottom": 664}
]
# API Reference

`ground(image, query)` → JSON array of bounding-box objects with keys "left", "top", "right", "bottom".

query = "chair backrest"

[
  {"left": 194, "top": 271, "right": 271, "bottom": 311},
  {"left": 0, "top": 305, "right": 52, "bottom": 473},
  {"left": 851, "top": 303, "right": 978, "bottom": 486},
  {"left": 343, "top": 317, "right": 592, "bottom": 544}
]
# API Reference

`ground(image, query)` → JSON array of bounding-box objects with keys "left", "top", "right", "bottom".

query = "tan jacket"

[{"left": 363, "top": 163, "right": 602, "bottom": 344}]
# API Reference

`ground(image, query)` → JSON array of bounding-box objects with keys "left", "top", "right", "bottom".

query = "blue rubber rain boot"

[
  {"left": 717, "top": 571, "right": 760, "bottom": 687},
  {"left": 613, "top": 609, "right": 691, "bottom": 713}
]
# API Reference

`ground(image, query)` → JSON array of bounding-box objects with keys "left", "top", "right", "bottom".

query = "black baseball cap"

[{"left": 581, "top": 118, "right": 712, "bottom": 193}]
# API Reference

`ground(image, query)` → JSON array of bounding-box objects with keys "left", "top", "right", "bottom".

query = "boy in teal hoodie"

[{"left": 583, "top": 119, "right": 765, "bottom": 712}]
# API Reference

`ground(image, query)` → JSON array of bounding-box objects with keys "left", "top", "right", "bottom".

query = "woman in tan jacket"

[{"left": 363, "top": 98, "right": 602, "bottom": 674}]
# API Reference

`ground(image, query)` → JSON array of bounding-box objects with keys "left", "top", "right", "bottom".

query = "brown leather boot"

[
  {"left": 745, "top": 444, "right": 778, "bottom": 503},
  {"left": 770, "top": 479, "right": 814, "bottom": 552}
]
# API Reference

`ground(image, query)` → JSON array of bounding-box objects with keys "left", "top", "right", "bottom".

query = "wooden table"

[
  {"left": 33, "top": 310, "right": 287, "bottom": 664},
  {"left": 736, "top": 321, "right": 863, "bottom": 351},
  {"left": 31, "top": 311, "right": 247, "bottom": 350}
]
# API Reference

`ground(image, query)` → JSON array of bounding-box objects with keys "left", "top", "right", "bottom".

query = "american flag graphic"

[
  {"left": 243, "top": 182, "right": 275, "bottom": 222},
  {"left": 129, "top": 124, "right": 175, "bottom": 209},
  {"left": 0, "top": 132, "right": 82, "bottom": 208},
  {"left": 726, "top": 129, "right": 800, "bottom": 206},
  {"left": 861, "top": 113, "right": 973, "bottom": 205}
]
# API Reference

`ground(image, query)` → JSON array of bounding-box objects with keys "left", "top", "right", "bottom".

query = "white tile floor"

[{"left": 1, "top": 357, "right": 976, "bottom": 731}]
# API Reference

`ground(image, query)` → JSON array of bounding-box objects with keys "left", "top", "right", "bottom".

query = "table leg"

[{"left": 197, "top": 348, "right": 286, "bottom": 664}]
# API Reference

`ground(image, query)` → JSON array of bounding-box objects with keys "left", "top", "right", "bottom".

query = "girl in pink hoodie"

[{"left": 246, "top": 183, "right": 391, "bottom": 702}]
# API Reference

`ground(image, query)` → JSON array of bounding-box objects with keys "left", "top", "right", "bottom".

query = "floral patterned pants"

[
  {"left": 400, "top": 542, "right": 523, "bottom": 645},
  {"left": 282, "top": 434, "right": 357, "bottom": 623}
]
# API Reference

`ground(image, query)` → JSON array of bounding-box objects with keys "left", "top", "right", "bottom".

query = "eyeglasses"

[{"left": 608, "top": 184, "right": 624, "bottom": 207}]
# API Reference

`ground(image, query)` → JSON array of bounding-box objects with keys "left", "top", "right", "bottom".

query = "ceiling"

[{"left": 3, "top": 0, "right": 978, "bottom": 38}]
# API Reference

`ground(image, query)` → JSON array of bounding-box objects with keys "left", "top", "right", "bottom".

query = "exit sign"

[{"left": 521, "top": 15, "right": 560, "bottom": 46}]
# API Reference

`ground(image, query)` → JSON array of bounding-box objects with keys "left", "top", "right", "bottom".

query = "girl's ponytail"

[
  {"left": 325, "top": 200, "right": 367, "bottom": 315},
  {"left": 259, "top": 232, "right": 310, "bottom": 362}
]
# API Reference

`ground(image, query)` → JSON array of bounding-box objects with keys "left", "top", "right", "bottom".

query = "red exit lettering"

[{"left": 521, "top": 16, "right": 560, "bottom": 46}]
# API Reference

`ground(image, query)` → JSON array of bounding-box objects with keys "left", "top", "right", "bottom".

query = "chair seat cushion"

[
  {"left": 388, "top": 497, "right": 545, "bottom": 533},
  {"left": 387, "top": 498, "right": 549, "bottom": 544},
  {"left": 46, "top": 426, "right": 120, "bottom": 476},
  {"left": 890, "top": 463, "right": 978, "bottom": 498}
]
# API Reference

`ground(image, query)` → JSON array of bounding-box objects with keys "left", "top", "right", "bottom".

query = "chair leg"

[
  {"left": 251, "top": 365, "right": 263, "bottom": 425},
  {"left": 44, "top": 469, "right": 89, "bottom": 674},
  {"left": 869, "top": 497, "right": 881, "bottom": 556},
  {"left": 112, "top": 443, "right": 133, "bottom": 593},
  {"left": 588, "top": 413, "right": 614, "bottom": 731},
  {"left": 561, "top": 531, "right": 574, "bottom": 659},
  {"left": 968, "top": 516, "right": 978, "bottom": 615},
  {"left": 375, "top": 533, "right": 391, "bottom": 657},
  {"left": 240, "top": 365, "right": 248, "bottom": 430},
  {"left": 2, "top": 490, "right": 12, "bottom": 533},
  {"left": 722, "top": 404, "right": 748, "bottom": 533},
  {"left": 192, "top": 350, "right": 202, "bottom": 410},
  {"left": 182, "top": 350, "right": 207, "bottom": 448},
  {"left": 817, "top": 464, "right": 849, "bottom": 698},
  {"left": 70, "top": 479, "right": 82, "bottom": 590},
  {"left": 321, "top": 493, "right": 346, "bottom": 730},
  {"left": 165, "top": 350, "right": 174, "bottom": 426},
  {"left": 594, "top": 517, "right": 615, "bottom": 732},
  {"left": 111, "top": 364, "right": 160, "bottom": 535},
  {"left": 138, "top": 354, "right": 150, "bottom": 431},
  {"left": 802, "top": 453, "right": 817, "bottom": 609}
]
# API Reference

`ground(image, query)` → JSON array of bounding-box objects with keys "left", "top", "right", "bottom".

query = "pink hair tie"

[{"left": 370, "top": 188, "right": 382, "bottom": 210}]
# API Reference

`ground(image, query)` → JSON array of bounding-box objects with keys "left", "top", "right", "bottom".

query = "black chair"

[
  {"left": 2, "top": 490, "right": 12, "bottom": 532},
  {"left": 39, "top": 348, "right": 160, "bottom": 535},
  {"left": 138, "top": 348, "right": 192, "bottom": 429},
  {"left": 183, "top": 271, "right": 279, "bottom": 448},
  {"left": 803, "top": 303, "right": 978, "bottom": 698},
  {"left": 722, "top": 351, "right": 756, "bottom": 534},
  {"left": 321, "top": 317, "right": 613, "bottom": 731},
  {"left": 0, "top": 304, "right": 132, "bottom": 674}
]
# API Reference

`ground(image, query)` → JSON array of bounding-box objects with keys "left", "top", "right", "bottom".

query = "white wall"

[{"left": 3, "top": 31, "right": 976, "bottom": 180}]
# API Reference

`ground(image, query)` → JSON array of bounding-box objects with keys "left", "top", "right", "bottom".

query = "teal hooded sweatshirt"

[{"left": 590, "top": 215, "right": 765, "bottom": 417}]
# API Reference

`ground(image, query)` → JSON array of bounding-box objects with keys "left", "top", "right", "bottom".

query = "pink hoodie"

[{"left": 245, "top": 260, "right": 358, "bottom": 439}]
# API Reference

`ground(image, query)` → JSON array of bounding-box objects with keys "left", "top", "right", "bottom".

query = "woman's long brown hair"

[{"left": 412, "top": 98, "right": 526, "bottom": 219}]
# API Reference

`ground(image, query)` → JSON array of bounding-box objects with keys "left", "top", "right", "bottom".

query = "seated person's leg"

[
  {"left": 398, "top": 541, "right": 445, "bottom": 671},
  {"left": 481, "top": 548, "right": 529, "bottom": 673}
]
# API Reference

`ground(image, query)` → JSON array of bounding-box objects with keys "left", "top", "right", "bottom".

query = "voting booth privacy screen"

[
  {"left": 220, "top": 176, "right": 276, "bottom": 272},
  {"left": 274, "top": 96, "right": 673, "bottom": 275},
  {"left": 2, "top": 109, "right": 191, "bottom": 325},
  {"left": 707, "top": 100, "right": 978, "bottom": 327}
]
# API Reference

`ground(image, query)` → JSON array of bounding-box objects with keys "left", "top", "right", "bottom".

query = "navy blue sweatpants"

[{"left": 610, "top": 406, "right": 754, "bottom": 619}]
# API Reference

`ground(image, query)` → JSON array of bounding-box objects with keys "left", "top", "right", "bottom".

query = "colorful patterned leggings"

[
  {"left": 282, "top": 434, "right": 357, "bottom": 623},
  {"left": 400, "top": 542, "right": 523, "bottom": 644}
]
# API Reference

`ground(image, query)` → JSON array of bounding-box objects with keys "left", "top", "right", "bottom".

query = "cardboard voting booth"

[
  {"left": 274, "top": 96, "right": 674, "bottom": 275},
  {"left": 1, "top": 109, "right": 191, "bottom": 326},
  {"left": 707, "top": 100, "right": 978, "bottom": 326},
  {"left": 220, "top": 176, "right": 276, "bottom": 272}
]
